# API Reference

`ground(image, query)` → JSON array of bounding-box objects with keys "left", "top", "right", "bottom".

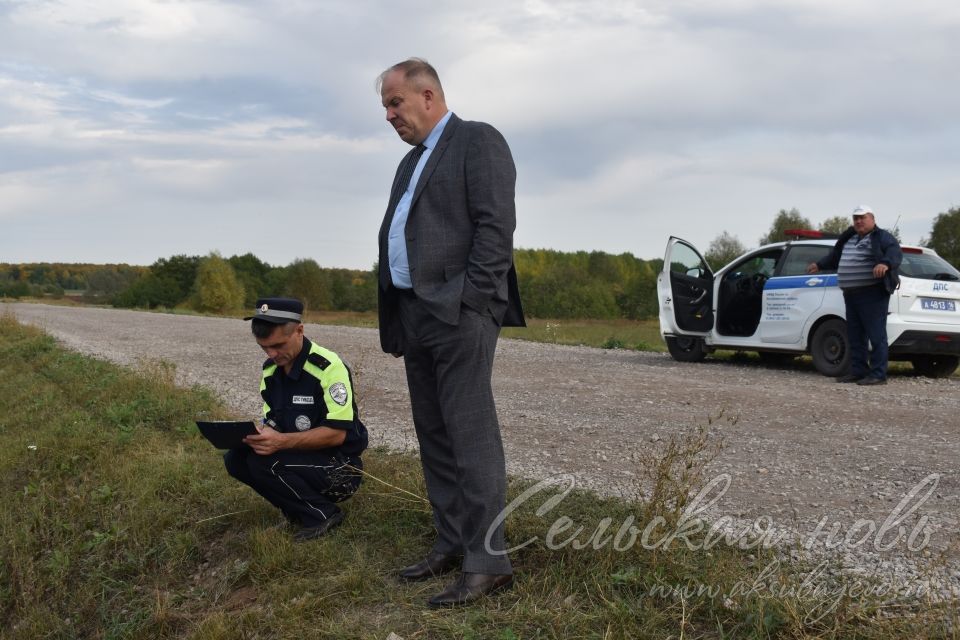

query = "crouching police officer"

[{"left": 225, "top": 297, "right": 368, "bottom": 542}]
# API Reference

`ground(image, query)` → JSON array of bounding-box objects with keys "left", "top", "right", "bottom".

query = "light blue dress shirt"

[{"left": 388, "top": 110, "right": 453, "bottom": 289}]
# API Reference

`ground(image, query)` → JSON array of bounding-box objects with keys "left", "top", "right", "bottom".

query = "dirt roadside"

[{"left": 5, "top": 303, "right": 959, "bottom": 586}]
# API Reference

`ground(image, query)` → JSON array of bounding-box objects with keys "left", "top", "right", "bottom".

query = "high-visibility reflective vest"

[{"left": 259, "top": 338, "right": 367, "bottom": 455}]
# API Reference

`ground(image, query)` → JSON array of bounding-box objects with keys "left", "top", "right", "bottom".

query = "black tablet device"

[{"left": 196, "top": 421, "right": 259, "bottom": 449}]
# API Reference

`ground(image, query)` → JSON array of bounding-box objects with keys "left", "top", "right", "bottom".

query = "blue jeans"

[{"left": 843, "top": 285, "right": 891, "bottom": 380}]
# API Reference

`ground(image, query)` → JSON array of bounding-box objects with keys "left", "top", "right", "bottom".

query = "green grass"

[
  {"left": 1, "top": 314, "right": 957, "bottom": 638},
  {"left": 502, "top": 317, "right": 666, "bottom": 351}
]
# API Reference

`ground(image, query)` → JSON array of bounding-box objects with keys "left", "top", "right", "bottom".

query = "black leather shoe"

[
  {"left": 856, "top": 376, "right": 887, "bottom": 386},
  {"left": 293, "top": 511, "right": 344, "bottom": 542},
  {"left": 398, "top": 551, "right": 461, "bottom": 581},
  {"left": 836, "top": 374, "right": 862, "bottom": 383},
  {"left": 428, "top": 572, "right": 513, "bottom": 607}
]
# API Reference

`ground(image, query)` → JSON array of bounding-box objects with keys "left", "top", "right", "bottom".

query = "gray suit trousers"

[{"left": 398, "top": 293, "right": 512, "bottom": 575}]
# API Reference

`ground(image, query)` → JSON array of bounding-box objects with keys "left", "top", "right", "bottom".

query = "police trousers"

[{"left": 224, "top": 447, "right": 362, "bottom": 527}]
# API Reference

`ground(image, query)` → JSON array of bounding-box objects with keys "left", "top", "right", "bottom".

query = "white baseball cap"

[{"left": 852, "top": 205, "right": 874, "bottom": 217}]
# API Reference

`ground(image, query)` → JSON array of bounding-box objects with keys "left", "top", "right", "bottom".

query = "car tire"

[
  {"left": 665, "top": 336, "right": 707, "bottom": 362},
  {"left": 910, "top": 355, "right": 960, "bottom": 378},
  {"left": 810, "top": 318, "right": 850, "bottom": 376}
]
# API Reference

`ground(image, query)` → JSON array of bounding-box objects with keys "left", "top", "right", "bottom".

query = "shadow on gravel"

[{"left": 661, "top": 350, "right": 934, "bottom": 381}]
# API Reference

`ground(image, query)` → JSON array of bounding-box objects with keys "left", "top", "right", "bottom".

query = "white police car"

[{"left": 657, "top": 232, "right": 960, "bottom": 377}]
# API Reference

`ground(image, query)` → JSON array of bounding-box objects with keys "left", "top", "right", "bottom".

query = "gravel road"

[{"left": 5, "top": 302, "right": 959, "bottom": 596}]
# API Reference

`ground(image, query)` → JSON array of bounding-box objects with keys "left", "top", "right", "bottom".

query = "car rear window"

[{"left": 900, "top": 252, "right": 960, "bottom": 280}]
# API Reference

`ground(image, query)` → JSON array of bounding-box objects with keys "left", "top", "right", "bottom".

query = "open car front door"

[{"left": 657, "top": 237, "right": 715, "bottom": 335}]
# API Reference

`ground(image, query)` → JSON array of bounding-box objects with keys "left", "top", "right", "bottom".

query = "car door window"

[
  {"left": 779, "top": 245, "right": 833, "bottom": 276},
  {"left": 728, "top": 250, "right": 782, "bottom": 277},
  {"left": 670, "top": 243, "right": 710, "bottom": 279}
]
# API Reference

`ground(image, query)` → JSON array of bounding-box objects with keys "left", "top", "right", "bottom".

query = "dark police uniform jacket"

[{"left": 259, "top": 338, "right": 367, "bottom": 458}]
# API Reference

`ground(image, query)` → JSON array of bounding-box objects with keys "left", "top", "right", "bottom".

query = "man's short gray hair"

[{"left": 376, "top": 57, "right": 444, "bottom": 98}]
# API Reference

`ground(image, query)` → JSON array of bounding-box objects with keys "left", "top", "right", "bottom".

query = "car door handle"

[{"left": 805, "top": 278, "right": 823, "bottom": 286}]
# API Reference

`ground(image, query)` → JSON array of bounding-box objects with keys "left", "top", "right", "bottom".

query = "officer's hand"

[
  {"left": 244, "top": 425, "right": 287, "bottom": 456},
  {"left": 873, "top": 263, "right": 889, "bottom": 278},
  {"left": 806, "top": 262, "right": 819, "bottom": 274}
]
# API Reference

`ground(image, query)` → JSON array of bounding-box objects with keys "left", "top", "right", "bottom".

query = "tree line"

[
  {"left": 1, "top": 249, "right": 663, "bottom": 320},
  {"left": 0, "top": 255, "right": 377, "bottom": 313},
  {"left": 4, "top": 206, "right": 957, "bottom": 318},
  {"left": 514, "top": 249, "right": 661, "bottom": 319},
  {"left": 705, "top": 205, "right": 960, "bottom": 269},
  {"left": 0, "top": 263, "right": 146, "bottom": 300},
  {"left": 108, "top": 253, "right": 381, "bottom": 314}
]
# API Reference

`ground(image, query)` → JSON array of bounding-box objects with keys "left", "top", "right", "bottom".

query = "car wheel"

[
  {"left": 665, "top": 336, "right": 707, "bottom": 362},
  {"left": 810, "top": 318, "right": 849, "bottom": 376},
  {"left": 910, "top": 355, "right": 960, "bottom": 378}
]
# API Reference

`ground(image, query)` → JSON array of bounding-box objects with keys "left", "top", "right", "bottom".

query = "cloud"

[{"left": 1, "top": 0, "right": 958, "bottom": 268}]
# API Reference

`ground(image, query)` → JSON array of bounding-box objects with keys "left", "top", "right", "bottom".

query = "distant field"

[{"left": 297, "top": 310, "right": 669, "bottom": 352}]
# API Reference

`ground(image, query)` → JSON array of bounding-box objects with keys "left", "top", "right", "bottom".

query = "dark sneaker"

[
  {"left": 856, "top": 376, "right": 887, "bottom": 386},
  {"left": 293, "top": 511, "right": 344, "bottom": 542},
  {"left": 836, "top": 374, "right": 862, "bottom": 383}
]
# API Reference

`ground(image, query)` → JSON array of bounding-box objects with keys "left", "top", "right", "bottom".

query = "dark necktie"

[
  {"left": 380, "top": 144, "right": 427, "bottom": 290},
  {"left": 390, "top": 144, "right": 427, "bottom": 212}
]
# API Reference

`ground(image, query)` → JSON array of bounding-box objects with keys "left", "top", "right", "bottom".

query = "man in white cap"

[{"left": 807, "top": 206, "right": 903, "bottom": 384}]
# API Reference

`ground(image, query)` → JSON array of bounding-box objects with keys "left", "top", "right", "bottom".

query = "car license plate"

[{"left": 921, "top": 298, "right": 957, "bottom": 312}]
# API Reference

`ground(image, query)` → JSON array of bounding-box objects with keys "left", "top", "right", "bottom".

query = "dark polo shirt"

[{"left": 260, "top": 338, "right": 367, "bottom": 458}]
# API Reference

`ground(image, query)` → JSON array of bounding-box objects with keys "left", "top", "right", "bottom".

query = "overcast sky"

[{"left": 2, "top": 0, "right": 958, "bottom": 269}]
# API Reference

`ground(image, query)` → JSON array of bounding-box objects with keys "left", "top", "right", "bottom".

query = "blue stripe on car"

[{"left": 764, "top": 274, "right": 838, "bottom": 290}]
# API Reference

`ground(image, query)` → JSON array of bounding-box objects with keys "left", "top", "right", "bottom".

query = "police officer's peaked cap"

[{"left": 243, "top": 297, "right": 304, "bottom": 324}]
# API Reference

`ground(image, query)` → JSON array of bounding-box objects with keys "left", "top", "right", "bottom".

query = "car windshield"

[{"left": 900, "top": 252, "right": 960, "bottom": 281}]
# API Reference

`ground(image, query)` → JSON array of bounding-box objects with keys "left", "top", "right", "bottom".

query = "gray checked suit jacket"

[{"left": 378, "top": 113, "right": 525, "bottom": 353}]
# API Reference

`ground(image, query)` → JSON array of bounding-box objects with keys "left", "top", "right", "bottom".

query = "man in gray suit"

[{"left": 376, "top": 58, "right": 524, "bottom": 607}]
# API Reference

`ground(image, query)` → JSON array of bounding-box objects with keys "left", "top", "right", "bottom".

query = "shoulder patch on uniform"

[
  {"left": 307, "top": 352, "right": 331, "bottom": 370},
  {"left": 329, "top": 382, "right": 348, "bottom": 406}
]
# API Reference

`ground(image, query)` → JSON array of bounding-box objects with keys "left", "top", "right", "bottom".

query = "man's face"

[
  {"left": 381, "top": 70, "right": 433, "bottom": 145},
  {"left": 256, "top": 322, "right": 304, "bottom": 369},
  {"left": 853, "top": 213, "right": 876, "bottom": 234}
]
